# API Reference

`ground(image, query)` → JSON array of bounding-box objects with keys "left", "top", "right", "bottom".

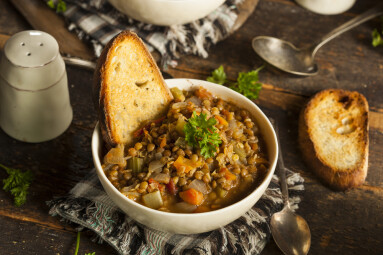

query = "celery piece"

[
  {"left": 127, "top": 157, "right": 144, "bottom": 173},
  {"left": 233, "top": 144, "right": 246, "bottom": 160},
  {"left": 170, "top": 87, "right": 184, "bottom": 100},
  {"left": 175, "top": 118, "right": 186, "bottom": 135},
  {"left": 142, "top": 190, "right": 163, "bottom": 209},
  {"left": 215, "top": 187, "right": 228, "bottom": 198}
]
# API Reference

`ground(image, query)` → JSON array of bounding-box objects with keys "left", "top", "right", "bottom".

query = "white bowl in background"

[
  {"left": 295, "top": 0, "right": 355, "bottom": 15},
  {"left": 92, "top": 78, "right": 278, "bottom": 234},
  {"left": 108, "top": 0, "right": 226, "bottom": 26}
]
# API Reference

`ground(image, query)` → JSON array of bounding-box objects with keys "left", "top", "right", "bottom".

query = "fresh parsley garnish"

[
  {"left": 207, "top": 65, "right": 227, "bottom": 85},
  {"left": 184, "top": 112, "right": 222, "bottom": 158},
  {"left": 74, "top": 232, "right": 96, "bottom": 255},
  {"left": 47, "top": 0, "right": 67, "bottom": 13},
  {"left": 207, "top": 65, "right": 264, "bottom": 100},
  {"left": 372, "top": 16, "right": 383, "bottom": 47},
  {"left": 0, "top": 164, "right": 33, "bottom": 207},
  {"left": 231, "top": 66, "right": 264, "bottom": 100}
]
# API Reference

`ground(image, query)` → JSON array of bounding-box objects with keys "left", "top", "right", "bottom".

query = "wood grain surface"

[{"left": 0, "top": 0, "right": 382, "bottom": 254}]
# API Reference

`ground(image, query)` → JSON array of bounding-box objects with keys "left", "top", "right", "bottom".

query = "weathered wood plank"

[
  {"left": 0, "top": 0, "right": 382, "bottom": 254},
  {"left": 295, "top": 181, "right": 383, "bottom": 255},
  {"left": 0, "top": 215, "right": 117, "bottom": 255},
  {"left": 0, "top": 0, "right": 31, "bottom": 35}
]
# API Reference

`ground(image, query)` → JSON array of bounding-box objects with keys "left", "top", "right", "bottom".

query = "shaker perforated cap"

[
  {"left": 4, "top": 30, "right": 59, "bottom": 68},
  {"left": 0, "top": 30, "right": 65, "bottom": 91}
]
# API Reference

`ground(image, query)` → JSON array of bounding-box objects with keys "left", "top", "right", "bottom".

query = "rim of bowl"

[
  {"left": 113, "top": 0, "right": 222, "bottom": 2},
  {"left": 92, "top": 78, "right": 278, "bottom": 219}
]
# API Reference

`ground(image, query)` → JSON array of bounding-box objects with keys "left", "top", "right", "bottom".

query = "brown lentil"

[
  {"left": 194, "top": 170, "right": 204, "bottom": 180},
  {"left": 135, "top": 143, "right": 143, "bottom": 151},
  {"left": 147, "top": 143, "right": 155, "bottom": 152},
  {"left": 128, "top": 148, "right": 137, "bottom": 157},
  {"left": 163, "top": 150, "right": 171, "bottom": 157}
]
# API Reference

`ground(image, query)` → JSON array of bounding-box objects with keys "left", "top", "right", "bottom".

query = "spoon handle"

[
  {"left": 312, "top": 3, "right": 383, "bottom": 57},
  {"left": 275, "top": 123, "right": 290, "bottom": 208}
]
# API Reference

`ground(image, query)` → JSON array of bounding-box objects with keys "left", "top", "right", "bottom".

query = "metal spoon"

[
  {"left": 271, "top": 129, "right": 311, "bottom": 255},
  {"left": 252, "top": 3, "right": 383, "bottom": 76}
]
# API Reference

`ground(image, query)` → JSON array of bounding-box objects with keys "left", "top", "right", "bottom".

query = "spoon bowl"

[
  {"left": 271, "top": 207, "right": 311, "bottom": 255},
  {"left": 252, "top": 36, "right": 318, "bottom": 76},
  {"left": 252, "top": 4, "right": 383, "bottom": 76}
]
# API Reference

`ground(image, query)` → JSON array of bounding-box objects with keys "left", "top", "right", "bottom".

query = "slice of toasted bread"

[
  {"left": 298, "top": 89, "right": 369, "bottom": 190},
  {"left": 93, "top": 31, "right": 173, "bottom": 147}
]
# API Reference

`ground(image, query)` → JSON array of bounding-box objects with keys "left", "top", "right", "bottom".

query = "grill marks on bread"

[
  {"left": 298, "top": 89, "right": 369, "bottom": 190},
  {"left": 94, "top": 31, "right": 173, "bottom": 148}
]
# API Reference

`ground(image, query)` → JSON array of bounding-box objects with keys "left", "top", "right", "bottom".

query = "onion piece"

[
  {"left": 228, "top": 119, "right": 237, "bottom": 129},
  {"left": 151, "top": 173, "right": 170, "bottom": 184},
  {"left": 186, "top": 96, "right": 202, "bottom": 106},
  {"left": 104, "top": 144, "right": 125, "bottom": 165},
  {"left": 172, "top": 102, "right": 188, "bottom": 109},
  {"left": 122, "top": 189, "right": 141, "bottom": 200},
  {"left": 120, "top": 185, "right": 135, "bottom": 193},
  {"left": 148, "top": 160, "right": 165, "bottom": 173},
  {"left": 174, "top": 202, "right": 197, "bottom": 213},
  {"left": 102, "top": 163, "right": 114, "bottom": 172},
  {"left": 187, "top": 179, "right": 210, "bottom": 195},
  {"left": 154, "top": 152, "right": 163, "bottom": 160},
  {"left": 175, "top": 137, "right": 186, "bottom": 148}
]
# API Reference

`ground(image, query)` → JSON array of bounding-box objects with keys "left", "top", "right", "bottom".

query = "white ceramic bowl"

[
  {"left": 108, "top": 0, "right": 225, "bottom": 26},
  {"left": 92, "top": 78, "right": 278, "bottom": 234}
]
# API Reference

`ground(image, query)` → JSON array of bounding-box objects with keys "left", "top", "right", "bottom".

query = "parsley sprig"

[
  {"left": 184, "top": 112, "right": 222, "bottom": 159},
  {"left": 372, "top": 16, "right": 383, "bottom": 47},
  {"left": 0, "top": 164, "right": 33, "bottom": 207},
  {"left": 207, "top": 65, "right": 264, "bottom": 100},
  {"left": 47, "top": 0, "right": 67, "bottom": 13},
  {"left": 207, "top": 65, "right": 227, "bottom": 85},
  {"left": 74, "top": 232, "right": 96, "bottom": 255}
]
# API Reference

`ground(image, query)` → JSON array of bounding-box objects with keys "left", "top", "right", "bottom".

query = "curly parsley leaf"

[
  {"left": 372, "top": 16, "right": 383, "bottom": 47},
  {"left": 184, "top": 112, "right": 222, "bottom": 158},
  {"left": 0, "top": 164, "right": 33, "bottom": 207},
  {"left": 372, "top": 28, "right": 383, "bottom": 47},
  {"left": 231, "top": 66, "right": 264, "bottom": 100},
  {"left": 207, "top": 65, "right": 227, "bottom": 85},
  {"left": 47, "top": 0, "right": 67, "bottom": 13},
  {"left": 207, "top": 65, "right": 264, "bottom": 100}
]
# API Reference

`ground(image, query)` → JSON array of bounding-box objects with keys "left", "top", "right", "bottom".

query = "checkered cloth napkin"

[
  {"left": 48, "top": 168, "right": 304, "bottom": 255},
  {"left": 47, "top": 0, "right": 246, "bottom": 67}
]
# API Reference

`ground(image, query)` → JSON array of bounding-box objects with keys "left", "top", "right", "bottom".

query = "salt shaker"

[{"left": 0, "top": 30, "right": 73, "bottom": 142}]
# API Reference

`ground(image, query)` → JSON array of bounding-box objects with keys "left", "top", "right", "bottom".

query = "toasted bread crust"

[
  {"left": 298, "top": 89, "right": 369, "bottom": 190},
  {"left": 93, "top": 31, "right": 173, "bottom": 148}
]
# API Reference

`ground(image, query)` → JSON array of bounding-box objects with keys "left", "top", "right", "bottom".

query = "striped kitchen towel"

[
  {"left": 48, "top": 168, "right": 304, "bottom": 255},
  {"left": 46, "top": 0, "right": 247, "bottom": 67}
]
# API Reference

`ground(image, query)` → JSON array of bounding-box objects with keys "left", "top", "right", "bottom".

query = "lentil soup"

[{"left": 102, "top": 86, "right": 269, "bottom": 213}]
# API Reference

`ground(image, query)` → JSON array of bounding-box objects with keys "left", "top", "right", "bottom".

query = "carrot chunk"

[
  {"left": 159, "top": 135, "right": 167, "bottom": 148},
  {"left": 173, "top": 156, "right": 202, "bottom": 173},
  {"left": 219, "top": 167, "right": 237, "bottom": 181},
  {"left": 195, "top": 87, "right": 213, "bottom": 99},
  {"left": 179, "top": 188, "right": 204, "bottom": 205},
  {"left": 214, "top": 115, "right": 228, "bottom": 126}
]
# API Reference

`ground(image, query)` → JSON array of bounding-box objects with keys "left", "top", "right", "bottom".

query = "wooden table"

[{"left": 0, "top": 0, "right": 382, "bottom": 254}]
